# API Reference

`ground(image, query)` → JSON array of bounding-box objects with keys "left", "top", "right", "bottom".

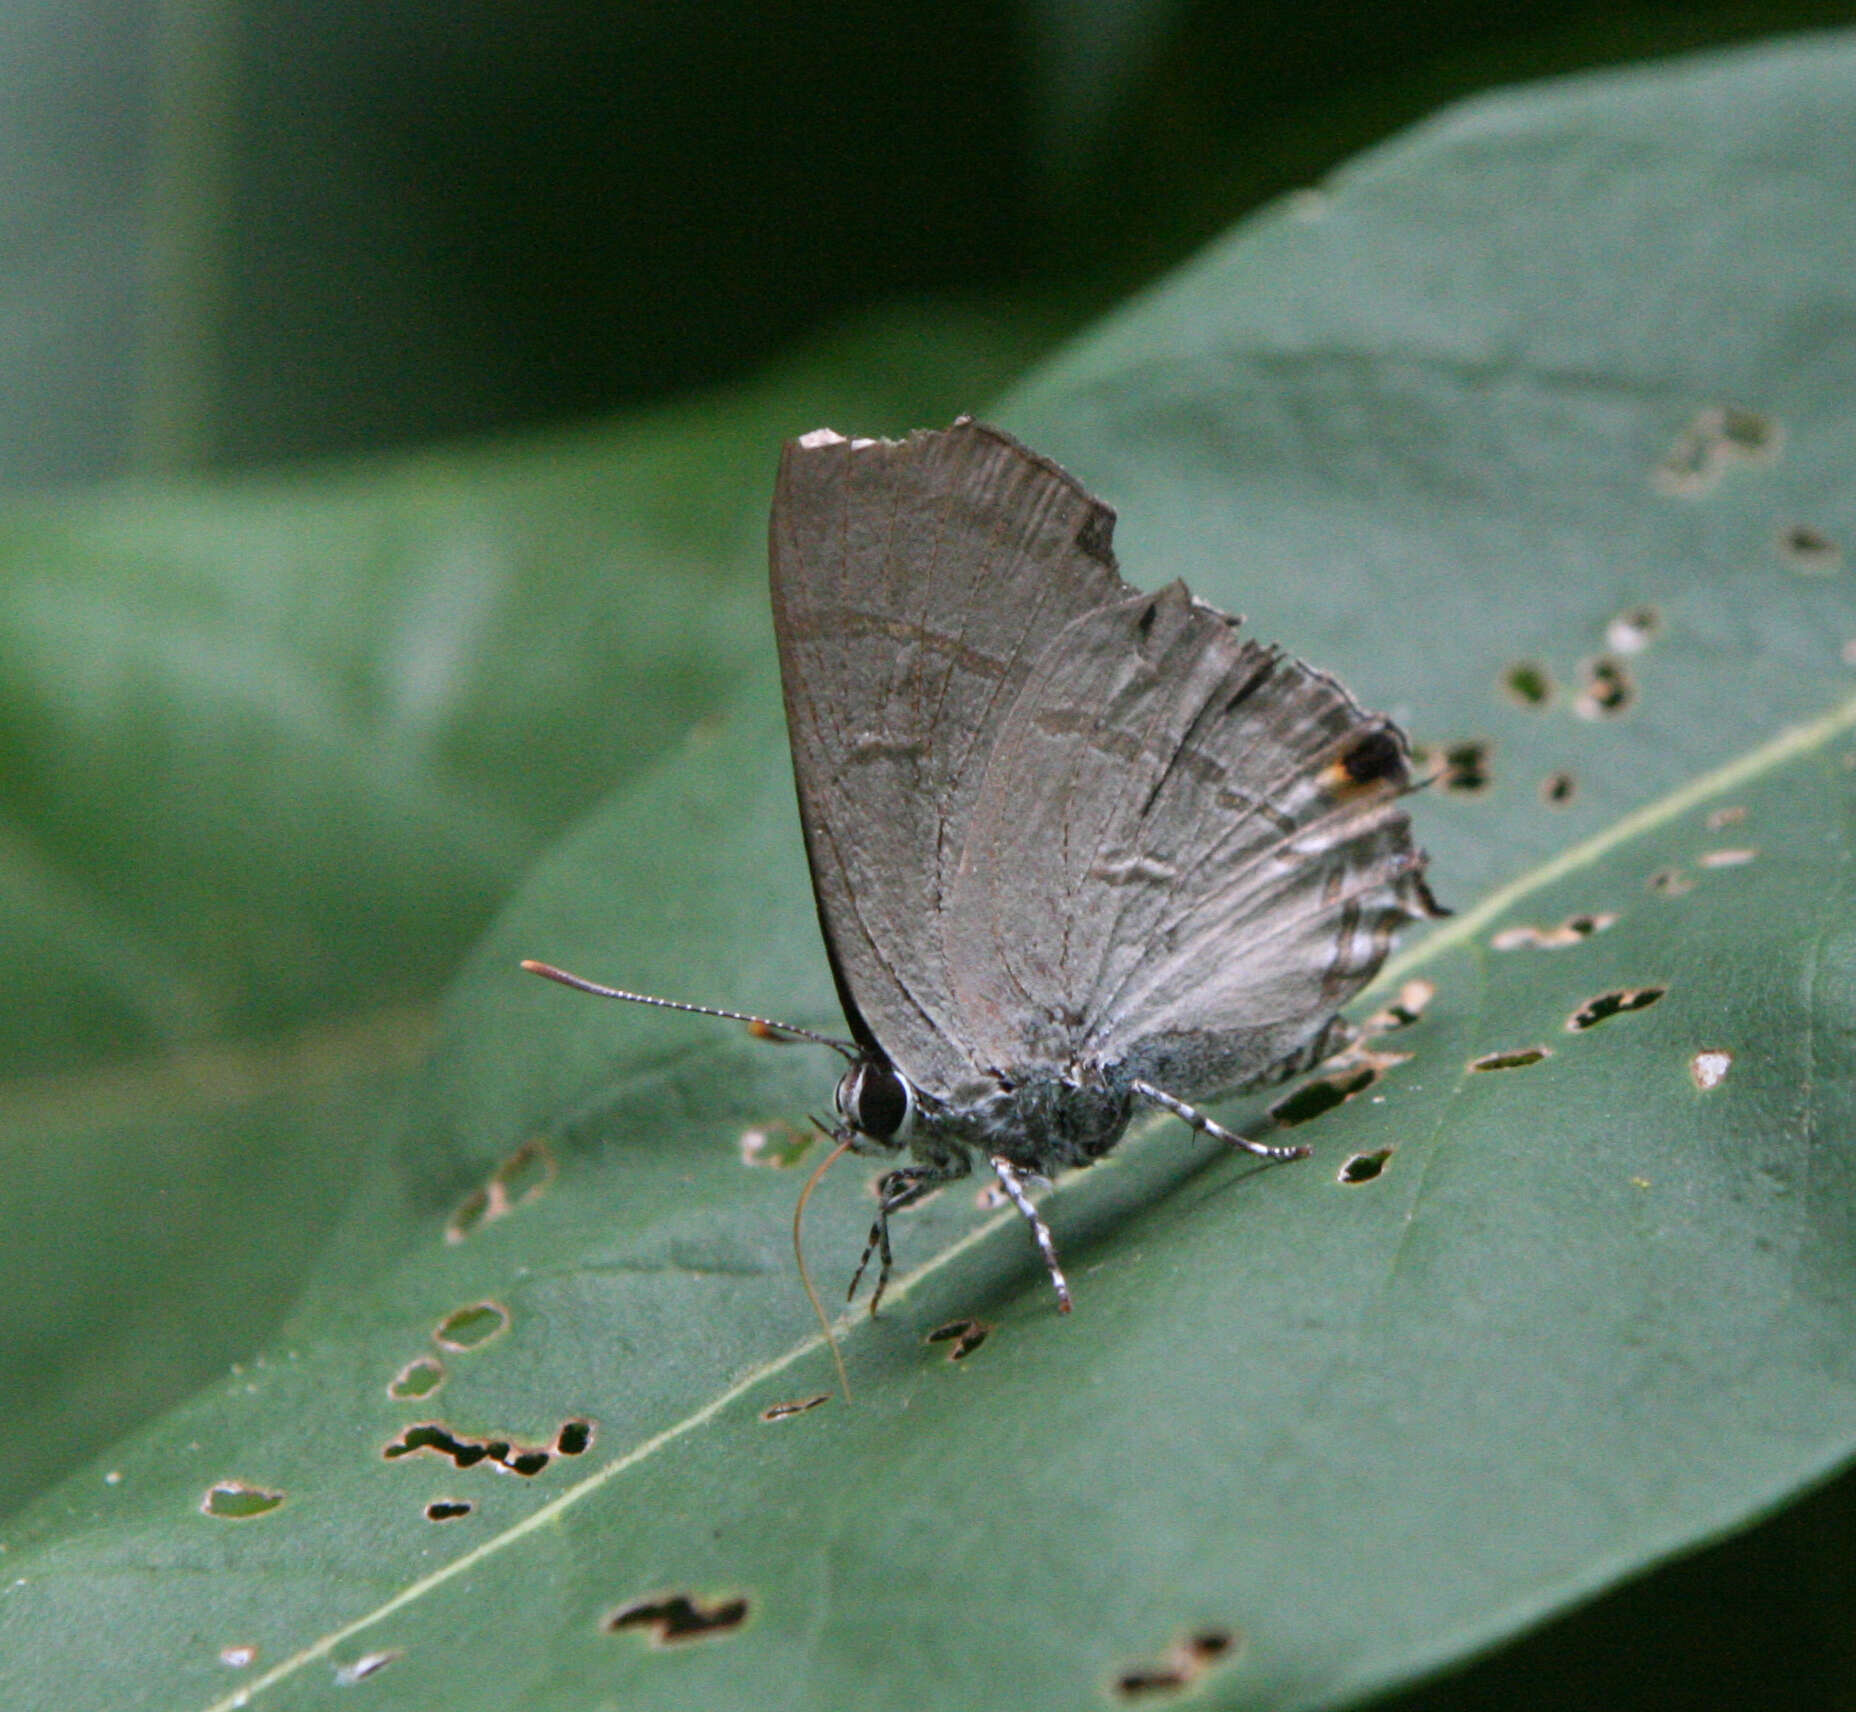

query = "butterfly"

[{"left": 529, "top": 418, "right": 1443, "bottom": 1324}]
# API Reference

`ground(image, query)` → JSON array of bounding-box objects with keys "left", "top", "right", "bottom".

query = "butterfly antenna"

[
  {"left": 520, "top": 961, "right": 859, "bottom": 1059},
  {"left": 793, "top": 1133, "right": 856, "bottom": 1401}
]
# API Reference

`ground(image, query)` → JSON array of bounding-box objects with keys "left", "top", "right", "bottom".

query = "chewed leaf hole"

[
  {"left": 1700, "top": 846, "right": 1758, "bottom": 869},
  {"left": 333, "top": 1651, "right": 398, "bottom": 1687},
  {"left": 1491, "top": 912, "right": 1617, "bottom": 951},
  {"left": 383, "top": 1420, "right": 575, "bottom": 1478},
  {"left": 1574, "top": 656, "right": 1633, "bottom": 719},
  {"left": 218, "top": 1644, "right": 257, "bottom": 1669},
  {"left": 1653, "top": 404, "right": 1782, "bottom": 495},
  {"left": 447, "top": 1141, "right": 556, "bottom": 1242},
  {"left": 1438, "top": 740, "right": 1491, "bottom": 793},
  {"left": 1472, "top": 1047, "right": 1551, "bottom": 1071},
  {"left": 447, "top": 1188, "right": 491, "bottom": 1242},
  {"left": 1339, "top": 1149, "right": 1392, "bottom": 1184},
  {"left": 1365, "top": 979, "right": 1434, "bottom": 1033},
  {"left": 738, "top": 1119, "right": 819, "bottom": 1168},
  {"left": 1540, "top": 770, "right": 1576, "bottom": 807},
  {"left": 1690, "top": 1049, "right": 1734, "bottom": 1091},
  {"left": 760, "top": 1394, "right": 831, "bottom": 1422},
  {"left": 1706, "top": 804, "right": 1747, "bottom": 829},
  {"left": 607, "top": 1592, "right": 750, "bottom": 1646},
  {"left": 556, "top": 1419, "right": 594, "bottom": 1456},
  {"left": 1606, "top": 604, "right": 1662, "bottom": 655},
  {"left": 388, "top": 1356, "right": 446, "bottom": 1401},
  {"left": 1270, "top": 1065, "right": 1378, "bottom": 1127},
  {"left": 926, "top": 1319, "right": 991, "bottom": 1360},
  {"left": 424, "top": 1499, "right": 473, "bottom": 1522},
  {"left": 1501, "top": 662, "right": 1553, "bottom": 707},
  {"left": 1115, "top": 1629, "right": 1239, "bottom": 1699},
  {"left": 201, "top": 1480, "right": 283, "bottom": 1520},
  {"left": 434, "top": 1301, "right": 508, "bottom": 1350},
  {"left": 1778, "top": 522, "right": 1841, "bottom": 573},
  {"left": 1569, "top": 987, "right": 1667, "bottom": 1031}
]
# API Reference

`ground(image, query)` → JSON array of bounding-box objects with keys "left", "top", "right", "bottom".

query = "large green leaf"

[
  {"left": 0, "top": 305, "right": 1048, "bottom": 1519},
  {"left": 7, "top": 31, "right": 1856, "bottom": 1712}
]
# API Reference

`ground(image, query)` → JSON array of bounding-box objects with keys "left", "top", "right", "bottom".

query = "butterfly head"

[{"left": 834, "top": 1057, "right": 920, "bottom": 1146}]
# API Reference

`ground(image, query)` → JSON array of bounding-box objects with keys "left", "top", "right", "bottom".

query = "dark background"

[
  {"left": 5, "top": 3, "right": 1854, "bottom": 1705},
  {"left": 5, "top": 0, "right": 1852, "bottom": 486}
]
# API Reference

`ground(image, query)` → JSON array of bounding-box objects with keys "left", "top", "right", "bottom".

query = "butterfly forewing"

[{"left": 769, "top": 421, "right": 1135, "bottom": 1100}]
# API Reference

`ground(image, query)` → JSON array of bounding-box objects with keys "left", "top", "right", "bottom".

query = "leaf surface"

[{"left": 6, "top": 33, "right": 1856, "bottom": 1712}]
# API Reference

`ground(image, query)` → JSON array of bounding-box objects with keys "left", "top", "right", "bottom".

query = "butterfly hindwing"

[{"left": 942, "top": 579, "right": 1439, "bottom": 1097}]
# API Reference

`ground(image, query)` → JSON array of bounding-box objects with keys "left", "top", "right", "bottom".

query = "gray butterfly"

[
  {"left": 529, "top": 418, "right": 1442, "bottom": 1317},
  {"left": 768, "top": 419, "right": 1443, "bottom": 1310}
]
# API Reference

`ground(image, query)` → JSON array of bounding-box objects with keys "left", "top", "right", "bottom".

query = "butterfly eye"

[{"left": 835, "top": 1060, "right": 916, "bottom": 1142}]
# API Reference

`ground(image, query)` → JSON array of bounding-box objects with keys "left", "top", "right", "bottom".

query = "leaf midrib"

[{"left": 195, "top": 685, "right": 1856, "bottom": 1712}]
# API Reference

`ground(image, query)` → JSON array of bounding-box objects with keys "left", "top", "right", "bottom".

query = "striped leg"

[
  {"left": 847, "top": 1162, "right": 966, "bottom": 1315},
  {"left": 1131, "top": 1079, "right": 1309, "bottom": 1162},
  {"left": 989, "top": 1157, "right": 1073, "bottom": 1314}
]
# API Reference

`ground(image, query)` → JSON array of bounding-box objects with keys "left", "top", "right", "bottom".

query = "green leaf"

[
  {"left": 0, "top": 304, "right": 1049, "bottom": 1518},
  {"left": 7, "top": 30, "right": 1856, "bottom": 1712}
]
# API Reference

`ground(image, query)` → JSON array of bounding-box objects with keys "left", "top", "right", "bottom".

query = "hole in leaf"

[
  {"left": 388, "top": 1356, "right": 446, "bottom": 1401},
  {"left": 926, "top": 1319, "right": 991, "bottom": 1360},
  {"left": 1699, "top": 846, "right": 1757, "bottom": 869},
  {"left": 738, "top": 1119, "right": 819, "bottom": 1168},
  {"left": 1605, "top": 605, "right": 1662, "bottom": 655},
  {"left": 1569, "top": 987, "right": 1667, "bottom": 1031},
  {"left": 555, "top": 1419, "right": 593, "bottom": 1456},
  {"left": 1778, "top": 522, "right": 1840, "bottom": 573},
  {"left": 1705, "top": 804, "right": 1747, "bottom": 829},
  {"left": 434, "top": 1302, "right": 508, "bottom": 1350},
  {"left": 1653, "top": 404, "right": 1782, "bottom": 495},
  {"left": 1648, "top": 866, "right": 1695, "bottom": 897},
  {"left": 1435, "top": 740, "right": 1491, "bottom": 793},
  {"left": 1491, "top": 912, "right": 1617, "bottom": 951},
  {"left": 201, "top": 1480, "right": 283, "bottom": 1520},
  {"left": 1269, "top": 1066, "right": 1378, "bottom": 1127},
  {"left": 1472, "top": 1047, "right": 1551, "bottom": 1071},
  {"left": 1114, "top": 1629, "right": 1239, "bottom": 1699},
  {"left": 446, "top": 1187, "right": 491, "bottom": 1242},
  {"left": 495, "top": 1138, "right": 556, "bottom": 1203},
  {"left": 1501, "top": 662, "right": 1552, "bottom": 707},
  {"left": 447, "top": 1142, "right": 556, "bottom": 1242},
  {"left": 219, "top": 1645, "right": 257, "bottom": 1669},
  {"left": 1540, "top": 770, "right": 1576, "bottom": 807},
  {"left": 607, "top": 1592, "right": 750, "bottom": 1646},
  {"left": 1574, "top": 656, "right": 1633, "bottom": 719},
  {"left": 760, "top": 1394, "right": 831, "bottom": 1422},
  {"left": 1339, "top": 1149, "right": 1392, "bottom": 1184},
  {"left": 424, "top": 1499, "right": 473, "bottom": 1522},
  {"left": 1364, "top": 979, "right": 1434, "bottom": 1033},
  {"left": 1690, "top": 1049, "right": 1733, "bottom": 1091},
  {"left": 382, "top": 1421, "right": 571, "bottom": 1478},
  {"left": 333, "top": 1651, "right": 398, "bottom": 1687}
]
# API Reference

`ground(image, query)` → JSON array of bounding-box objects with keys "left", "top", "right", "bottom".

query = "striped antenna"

[{"left": 520, "top": 960, "right": 859, "bottom": 1060}]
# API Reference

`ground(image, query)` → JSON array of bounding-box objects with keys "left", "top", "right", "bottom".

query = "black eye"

[{"left": 838, "top": 1061, "right": 912, "bottom": 1140}]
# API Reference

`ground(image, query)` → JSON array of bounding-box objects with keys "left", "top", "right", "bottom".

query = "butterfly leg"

[
  {"left": 1130, "top": 1079, "right": 1309, "bottom": 1162},
  {"left": 988, "top": 1157, "right": 1073, "bottom": 1314},
  {"left": 847, "top": 1162, "right": 968, "bottom": 1316}
]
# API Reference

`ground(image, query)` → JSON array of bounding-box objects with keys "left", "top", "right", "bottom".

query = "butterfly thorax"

[{"left": 837, "top": 1053, "right": 1134, "bottom": 1176}]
